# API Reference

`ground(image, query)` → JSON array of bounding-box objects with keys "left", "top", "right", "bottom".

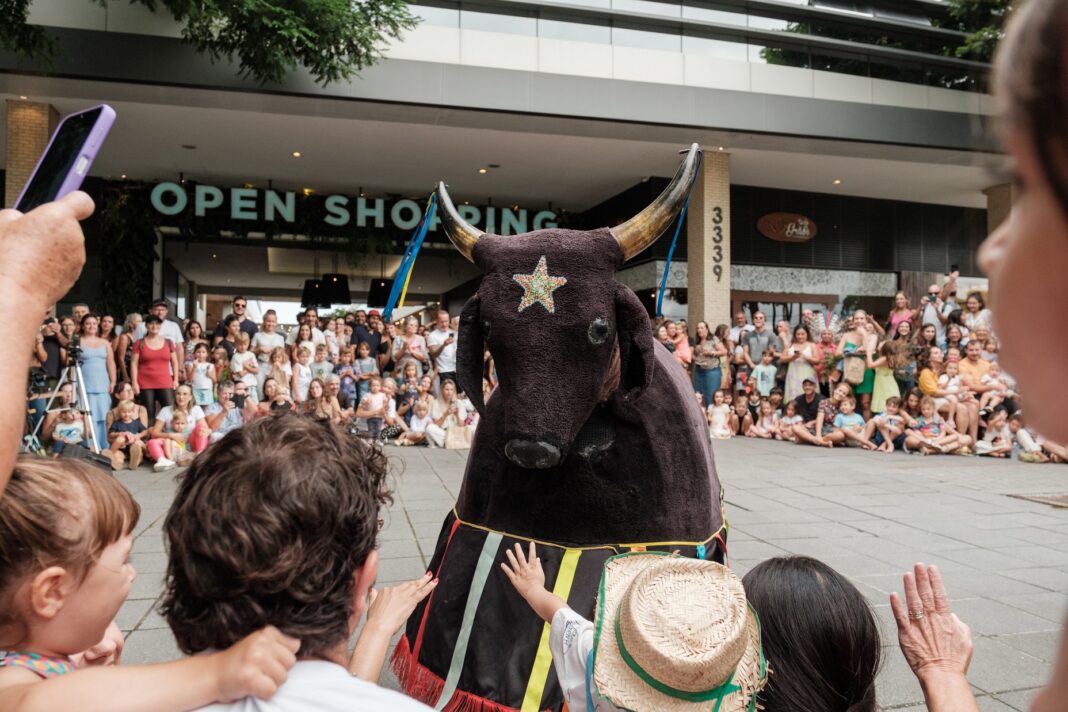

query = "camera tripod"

[{"left": 23, "top": 359, "right": 101, "bottom": 455}]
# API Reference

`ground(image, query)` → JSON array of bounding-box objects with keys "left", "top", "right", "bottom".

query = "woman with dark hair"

[
  {"left": 961, "top": 292, "right": 993, "bottom": 339},
  {"left": 114, "top": 312, "right": 142, "bottom": 383},
  {"left": 77, "top": 313, "right": 117, "bottom": 450},
  {"left": 916, "top": 346, "right": 977, "bottom": 446},
  {"left": 713, "top": 323, "right": 733, "bottom": 390},
  {"left": 977, "top": 4, "right": 1068, "bottom": 706},
  {"left": 692, "top": 320, "right": 726, "bottom": 405},
  {"left": 99, "top": 314, "right": 116, "bottom": 344},
  {"left": 743, "top": 556, "right": 881, "bottom": 711},
  {"left": 943, "top": 324, "right": 967, "bottom": 355},
  {"left": 183, "top": 320, "right": 208, "bottom": 374},
  {"left": 781, "top": 324, "right": 820, "bottom": 401},
  {"left": 130, "top": 313, "right": 179, "bottom": 418},
  {"left": 914, "top": 323, "right": 939, "bottom": 354}
]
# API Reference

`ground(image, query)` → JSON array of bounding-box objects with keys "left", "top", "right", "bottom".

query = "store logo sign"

[
  {"left": 757, "top": 213, "right": 817, "bottom": 242},
  {"left": 148, "top": 182, "right": 558, "bottom": 235}
]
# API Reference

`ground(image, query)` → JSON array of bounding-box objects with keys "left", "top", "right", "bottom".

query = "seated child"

[
  {"left": 776, "top": 400, "right": 802, "bottom": 442},
  {"left": 706, "top": 390, "right": 732, "bottom": 440},
  {"left": 398, "top": 400, "right": 432, "bottom": 446},
  {"left": 863, "top": 396, "right": 914, "bottom": 453},
  {"left": 50, "top": 408, "right": 85, "bottom": 454},
  {"left": 905, "top": 396, "right": 964, "bottom": 455},
  {"left": 1008, "top": 412, "right": 1049, "bottom": 463},
  {"left": 975, "top": 407, "right": 1012, "bottom": 458},
  {"left": 730, "top": 395, "right": 753, "bottom": 437},
  {"left": 979, "top": 362, "right": 1014, "bottom": 412},
  {"left": 0, "top": 455, "right": 299, "bottom": 709},
  {"left": 501, "top": 542, "right": 766, "bottom": 712},
  {"left": 833, "top": 395, "right": 875, "bottom": 450},
  {"left": 768, "top": 387, "right": 785, "bottom": 417},
  {"left": 147, "top": 411, "right": 194, "bottom": 472},
  {"left": 746, "top": 398, "right": 778, "bottom": 439},
  {"left": 107, "top": 400, "right": 148, "bottom": 471},
  {"left": 159, "top": 414, "right": 436, "bottom": 710}
]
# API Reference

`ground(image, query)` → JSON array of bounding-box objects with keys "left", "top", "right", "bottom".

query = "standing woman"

[
  {"left": 130, "top": 314, "right": 179, "bottom": 419},
  {"left": 99, "top": 314, "right": 117, "bottom": 344},
  {"left": 837, "top": 311, "right": 877, "bottom": 420},
  {"left": 886, "top": 292, "right": 917, "bottom": 334},
  {"left": 114, "top": 312, "right": 142, "bottom": 383},
  {"left": 961, "top": 292, "right": 993, "bottom": 339},
  {"left": 781, "top": 325, "right": 819, "bottom": 402},
  {"left": 692, "top": 321, "right": 726, "bottom": 404},
  {"left": 394, "top": 316, "right": 431, "bottom": 378},
  {"left": 251, "top": 309, "right": 286, "bottom": 393},
  {"left": 76, "top": 314, "right": 116, "bottom": 450},
  {"left": 713, "top": 324, "right": 733, "bottom": 391}
]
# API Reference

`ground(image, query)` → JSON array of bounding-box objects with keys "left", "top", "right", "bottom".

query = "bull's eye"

[
  {"left": 481, "top": 319, "right": 492, "bottom": 340},
  {"left": 588, "top": 317, "right": 610, "bottom": 345}
]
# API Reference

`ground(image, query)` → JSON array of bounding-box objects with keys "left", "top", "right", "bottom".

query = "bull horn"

[
  {"left": 437, "top": 181, "right": 483, "bottom": 262},
  {"left": 610, "top": 143, "right": 703, "bottom": 261}
]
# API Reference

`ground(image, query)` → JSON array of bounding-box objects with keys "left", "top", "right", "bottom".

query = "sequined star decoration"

[{"left": 513, "top": 256, "right": 568, "bottom": 313}]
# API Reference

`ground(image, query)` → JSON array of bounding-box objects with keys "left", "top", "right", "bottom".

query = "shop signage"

[
  {"left": 149, "top": 182, "right": 558, "bottom": 235},
  {"left": 757, "top": 213, "right": 817, "bottom": 243}
]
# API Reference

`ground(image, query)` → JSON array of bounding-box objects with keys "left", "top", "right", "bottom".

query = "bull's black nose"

[{"left": 504, "top": 439, "right": 561, "bottom": 469}]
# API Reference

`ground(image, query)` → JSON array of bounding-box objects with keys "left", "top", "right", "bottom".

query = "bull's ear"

[
  {"left": 614, "top": 284, "right": 654, "bottom": 396},
  {"left": 456, "top": 295, "right": 486, "bottom": 414}
]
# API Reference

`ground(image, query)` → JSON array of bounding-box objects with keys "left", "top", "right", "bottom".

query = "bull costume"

[{"left": 393, "top": 144, "right": 727, "bottom": 712}]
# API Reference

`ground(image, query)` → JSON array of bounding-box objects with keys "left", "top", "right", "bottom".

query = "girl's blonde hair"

[
  {"left": 269, "top": 346, "right": 290, "bottom": 364},
  {"left": 0, "top": 456, "right": 140, "bottom": 645}
]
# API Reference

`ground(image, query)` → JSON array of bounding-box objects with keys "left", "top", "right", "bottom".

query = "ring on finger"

[{"left": 908, "top": 609, "right": 925, "bottom": 620}]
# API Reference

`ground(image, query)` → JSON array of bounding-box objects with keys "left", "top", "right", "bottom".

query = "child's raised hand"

[
  {"left": 73, "top": 620, "right": 124, "bottom": 667},
  {"left": 364, "top": 572, "right": 438, "bottom": 637},
  {"left": 213, "top": 625, "right": 300, "bottom": 702},
  {"left": 501, "top": 542, "right": 546, "bottom": 602}
]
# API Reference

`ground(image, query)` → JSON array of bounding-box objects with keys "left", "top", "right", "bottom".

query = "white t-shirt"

[
  {"left": 252, "top": 331, "right": 286, "bottom": 363},
  {"left": 195, "top": 660, "right": 432, "bottom": 712},
  {"left": 727, "top": 324, "right": 754, "bottom": 344},
  {"left": 548, "top": 607, "right": 619, "bottom": 712},
  {"left": 231, "top": 351, "right": 259, "bottom": 387},
  {"left": 426, "top": 328, "right": 458, "bottom": 372},
  {"left": 410, "top": 412, "right": 432, "bottom": 433},
  {"left": 287, "top": 327, "right": 325, "bottom": 347},
  {"left": 134, "top": 319, "right": 184, "bottom": 345},
  {"left": 155, "top": 405, "right": 206, "bottom": 430}
]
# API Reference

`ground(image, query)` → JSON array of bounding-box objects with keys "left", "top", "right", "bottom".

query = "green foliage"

[
  {"left": 2, "top": 0, "right": 418, "bottom": 85},
  {"left": 939, "top": 0, "right": 1011, "bottom": 61}
]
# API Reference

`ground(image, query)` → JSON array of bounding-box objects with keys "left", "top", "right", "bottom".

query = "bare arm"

[
  {"left": 500, "top": 542, "right": 569, "bottom": 624},
  {"left": 349, "top": 575, "right": 437, "bottom": 682}
]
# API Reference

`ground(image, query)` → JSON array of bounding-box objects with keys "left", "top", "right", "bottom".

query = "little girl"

[
  {"left": 906, "top": 396, "right": 962, "bottom": 455},
  {"left": 334, "top": 346, "right": 359, "bottom": 404},
  {"left": 777, "top": 400, "right": 802, "bottom": 441},
  {"left": 267, "top": 347, "right": 292, "bottom": 395},
  {"left": 355, "top": 341, "right": 377, "bottom": 401},
  {"left": 746, "top": 399, "right": 777, "bottom": 439},
  {"left": 185, "top": 343, "right": 216, "bottom": 407},
  {"left": 230, "top": 333, "right": 259, "bottom": 402},
  {"left": 0, "top": 455, "right": 298, "bottom": 708},
  {"left": 706, "top": 390, "right": 732, "bottom": 439},
  {"left": 291, "top": 346, "right": 313, "bottom": 404},
  {"left": 212, "top": 346, "right": 231, "bottom": 389},
  {"left": 398, "top": 400, "right": 432, "bottom": 446},
  {"left": 146, "top": 411, "right": 192, "bottom": 471},
  {"left": 50, "top": 408, "right": 85, "bottom": 454}
]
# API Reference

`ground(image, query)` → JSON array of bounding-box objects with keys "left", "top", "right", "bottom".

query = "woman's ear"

[
  {"left": 30, "top": 566, "right": 70, "bottom": 619},
  {"left": 614, "top": 285, "right": 655, "bottom": 396},
  {"left": 456, "top": 296, "right": 486, "bottom": 414}
]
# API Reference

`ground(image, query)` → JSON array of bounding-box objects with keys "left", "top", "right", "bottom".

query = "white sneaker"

[{"left": 153, "top": 458, "right": 176, "bottom": 472}]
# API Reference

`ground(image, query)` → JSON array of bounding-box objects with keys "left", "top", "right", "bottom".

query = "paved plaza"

[{"left": 116, "top": 439, "right": 1068, "bottom": 710}]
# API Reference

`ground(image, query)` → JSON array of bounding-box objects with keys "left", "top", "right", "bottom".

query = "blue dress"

[{"left": 79, "top": 344, "right": 112, "bottom": 450}]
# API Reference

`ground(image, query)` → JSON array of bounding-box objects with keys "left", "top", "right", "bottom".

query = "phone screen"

[{"left": 15, "top": 107, "right": 104, "bottom": 212}]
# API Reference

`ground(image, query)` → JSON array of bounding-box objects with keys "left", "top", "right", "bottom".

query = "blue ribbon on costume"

[
  {"left": 655, "top": 150, "right": 703, "bottom": 319},
  {"left": 383, "top": 193, "right": 438, "bottom": 321},
  {"left": 696, "top": 543, "right": 707, "bottom": 561}
]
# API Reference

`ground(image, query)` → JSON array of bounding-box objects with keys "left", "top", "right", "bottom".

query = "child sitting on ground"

[
  {"left": 398, "top": 400, "right": 432, "bottom": 446},
  {"left": 50, "top": 408, "right": 85, "bottom": 454},
  {"left": 501, "top": 542, "right": 766, "bottom": 712},
  {"left": 905, "top": 396, "right": 964, "bottom": 455},
  {"left": 746, "top": 398, "right": 778, "bottom": 439},
  {"left": 0, "top": 455, "right": 299, "bottom": 709},
  {"left": 1009, "top": 412, "right": 1049, "bottom": 463},
  {"left": 833, "top": 395, "right": 876, "bottom": 450},
  {"left": 776, "top": 400, "right": 802, "bottom": 442},
  {"left": 706, "top": 390, "right": 732, "bottom": 439},
  {"left": 107, "top": 400, "right": 148, "bottom": 471},
  {"left": 975, "top": 407, "right": 1013, "bottom": 458},
  {"left": 730, "top": 395, "right": 753, "bottom": 437},
  {"left": 864, "top": 396, "right": 914, "bottom": 453}
]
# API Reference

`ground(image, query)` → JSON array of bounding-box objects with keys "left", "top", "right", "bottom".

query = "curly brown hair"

[{"left": 160, "top": 412, "right": 392, "bottom": 657}]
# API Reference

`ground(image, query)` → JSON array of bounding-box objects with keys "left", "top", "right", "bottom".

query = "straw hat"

[{"left": 591, "top": 552, "right": 766, "bottom": 712}]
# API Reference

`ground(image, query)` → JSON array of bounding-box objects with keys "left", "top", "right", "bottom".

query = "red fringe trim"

[{"left": 392, "top": 635, "right": 528, "bottom": 712}]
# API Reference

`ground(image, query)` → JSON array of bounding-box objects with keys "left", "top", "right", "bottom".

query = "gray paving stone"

[
  {"left": 115, "top": 597, "right": 154, "bottom": 632},
  {"left": 124, "top": 627, "right": 184, "bottom": 665},
  {"left": 968, "top": 637, "right": 1050, "bottom": 693},
  {"left": 992, "top": 688, "right": 1040, "bottom": 711}
]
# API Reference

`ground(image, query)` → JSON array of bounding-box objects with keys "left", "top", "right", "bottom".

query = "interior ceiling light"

[
  {"left": 18, "top": 95, "right": 28, "bottom": 100},
  {"left": 120, "top": 174, "right": 127, "bottom": 179},
  {"left": 833, "top": 179, "right": 842, "bottom": 185},
  {"left": 291, "top": 151, "right": 302, "bottom": 158},
  {"left": 478, "top": 168, "right": 488, "bottom": 174}
]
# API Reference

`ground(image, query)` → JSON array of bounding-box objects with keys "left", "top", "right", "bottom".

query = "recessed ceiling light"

[
  {"left": 478, "top": 168, "right": 488, "bottom": 174},
  {"left": 18, "top": 95, "right": 28, "bottom": 100},
  {"left": 181, "top": 144, "right": 196, "bottom": 150},
  {"left": 291, "top": 151, "right": 302, "bottom": 158},
  {"left": 302, "top": 187, "right": 314, "bottom": 196},
  {"left": 212, "top": 253, "right": 217, "bottom": 259},
  {"left": 716, "top": 146, "right": 725, "bottom": 151},
  {"left": 832, "top": 179, "right": 842, "bottom": 185}
]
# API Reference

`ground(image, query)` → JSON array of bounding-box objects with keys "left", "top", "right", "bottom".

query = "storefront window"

[{"left": 539, "top": 17, "right": 611, "bottom": 43}]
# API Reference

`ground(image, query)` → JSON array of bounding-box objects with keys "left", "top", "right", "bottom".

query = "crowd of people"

[
  {"left": 658, "top": 273, "right": 1065, "bottom": 463},
  {"left": 26, "top": 297, "right": 484, "bottom": 472}
]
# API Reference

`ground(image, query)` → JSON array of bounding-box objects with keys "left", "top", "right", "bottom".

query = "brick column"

[
  {"left": 687, "top": 151, "right": 731, "bottom": 328},
  {"left": 983, "top": 183, "right": 1014, "bottom": 235},
  {"left": 4, "top": 100, "right": 60, "bottom": 208}
]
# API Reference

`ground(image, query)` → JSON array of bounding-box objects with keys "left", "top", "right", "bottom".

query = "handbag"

[{"left": 842, "top": 355, "right": 866, "bottom": 385}]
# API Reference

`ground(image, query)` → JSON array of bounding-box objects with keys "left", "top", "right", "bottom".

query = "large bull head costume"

[{"left": 394, "top": 145, "right": 726, "bottom": 712}]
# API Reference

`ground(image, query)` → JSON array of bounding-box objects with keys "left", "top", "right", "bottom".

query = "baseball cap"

[
  {"left": 802, "top": 376, "right": 817, "bottom": 385},
  {"left": 151, "top": 298, "right": 168, "bottom": 308},
  {"left": 368, "top": 309, "right": 381, "bottom": 317}
]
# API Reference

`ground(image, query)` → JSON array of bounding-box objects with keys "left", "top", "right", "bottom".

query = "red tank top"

[{"left": 135, "top": 338, "right": 174, "bottom": 389}]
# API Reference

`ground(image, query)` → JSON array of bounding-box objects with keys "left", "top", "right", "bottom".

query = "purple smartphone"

[{"left": 14, "top": 104, "right": 116, "bottom": 212}]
